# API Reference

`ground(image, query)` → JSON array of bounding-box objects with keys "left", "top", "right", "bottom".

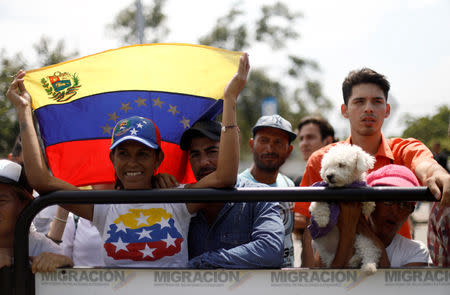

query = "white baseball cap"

[
  {"left": 252, "top": 114, "right": 297, "bottom": 143},
  {"left": 0, "top": 159, "right": 22, "bottom": 183},
  {"left": 0, "top": 159, "right": 33, "bottom": 195}
]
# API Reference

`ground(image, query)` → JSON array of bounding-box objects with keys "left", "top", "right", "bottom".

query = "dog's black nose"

[{"left": 326, "top": 174, "right": 335, "bottom": 183}]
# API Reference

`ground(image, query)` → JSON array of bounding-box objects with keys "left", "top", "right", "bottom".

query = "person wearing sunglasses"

[{"left": 359, "top": 164, "right": 432, "bottom": 267}]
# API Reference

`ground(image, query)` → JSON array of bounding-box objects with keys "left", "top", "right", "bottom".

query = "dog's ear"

[{"left": 355, "top": 150, "right": 375, "bottom": 173}]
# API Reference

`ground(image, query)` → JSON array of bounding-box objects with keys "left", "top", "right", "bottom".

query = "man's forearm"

[
  {"left": 331, "top": 203, "right": 361, "bottom": 267},
  {"left": 16, "top": 105, "right": 58, "bottom": 194},
  {"left": 46, "top": 207, "right": 70, "bottom": 244},
  {"left": 330, "top": 229, "right": 356, "bottom": 268},
  {"left": 189, "top": 239, "right": 283, "bottom": 269},
  {"left": 301, "top": 225, "right": 315, "bottom": 268}
]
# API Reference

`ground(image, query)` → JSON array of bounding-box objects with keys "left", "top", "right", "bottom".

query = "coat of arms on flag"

[{"left": 40, "top": 71, "right": 81, "bottom": 102}]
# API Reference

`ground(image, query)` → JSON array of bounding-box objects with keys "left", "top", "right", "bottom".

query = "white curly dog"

[{"left": 309, "top": 143, "right": 381, "bottom": 274}]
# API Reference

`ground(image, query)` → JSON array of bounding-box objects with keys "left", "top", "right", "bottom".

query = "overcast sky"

[{"left": 1, "top": 0, "right": 449, "bottom": 139}]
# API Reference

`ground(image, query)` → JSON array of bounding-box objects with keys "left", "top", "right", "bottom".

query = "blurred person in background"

[{"left": 293, "top": 116, "right": 336, "bottom": 266}]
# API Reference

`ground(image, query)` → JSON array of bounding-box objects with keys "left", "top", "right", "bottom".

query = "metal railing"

[{"left": 10, "top": 187, "right": 436, "bottom": 295}]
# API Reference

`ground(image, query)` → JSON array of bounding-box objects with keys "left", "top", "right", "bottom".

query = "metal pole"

[{"left": 136, "top": 0, "right": 144, "bottom": 44}]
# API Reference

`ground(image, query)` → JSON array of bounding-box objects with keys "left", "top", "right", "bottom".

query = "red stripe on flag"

[
  {"left": 156, "top": 142, "right": 196, "bottom": 185},
  {"left": 45, "top": 140, "right": 195, "bottom": 187}
]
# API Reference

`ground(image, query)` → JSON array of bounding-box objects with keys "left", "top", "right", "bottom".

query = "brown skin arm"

[
  {"left": 0, "top": 248, "right": 12, "bottom": 268},
  {"left": 6, "top": 70, "right": 94, "bottom": 221},
  {"left": 415, "top": 160, "right": 450, "bottom": 206},
  {"left": 330, "top": 202, "right": 361, "bottom": 268},
  {"left": 294, "top": 212, "right": 307, "bottom": 231},
  {"left": 152, "top": 173, "right": 179, "bottom": 188},
  {"left": 301, "top": 221, "right": 315, "bottom": 268},
  {"left": 184, "top": 54, "right": 250, "bottom": 213},
  {"left": 313, "top": 250, "right": 325, "bottom": 268},
  {"left": 30, "top": 252, "right": 74, "bottom": 273},
  {"left": 187, "top": 53, "right": 249, "bottom": 190},
  {"left": 151, "top": 173, "right": 204, "bottom": 214},
  {"left": 46, "top": 206, "right": 70, "bottom": 243}
]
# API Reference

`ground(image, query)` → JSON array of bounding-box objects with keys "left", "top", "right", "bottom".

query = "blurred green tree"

[
  {"left": 108, "top": 0, "right": 169, "bottom": 44},
  {"left": 0, "top": 50, "right": 26, "bottom": 156},
  {"left": 0, "top": 37, "right": 78, "bottom": 157},
  {"left": 198, "top": 2, "right": 332, "bottom": 156},
  {"left": 401, "top": 105, "right": 450, "bottom": 151},
  {"left": 33, "top": 36, "right": 79, "bottom": 67}
]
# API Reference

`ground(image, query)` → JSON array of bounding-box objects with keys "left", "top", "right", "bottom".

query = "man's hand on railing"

[
  {"left": 30, "top": 252, "right": 74, "bottom": 274},
  {"left": 0, "top": 248, "right": 12, "bottom": 269}
]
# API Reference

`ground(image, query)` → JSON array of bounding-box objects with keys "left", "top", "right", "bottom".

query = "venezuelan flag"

[
  {"left": 24, "top": 44, "right": 242, "bottom": 186},
  {"left": 104, "top": 208, "right": 183, "bottom": 261}
]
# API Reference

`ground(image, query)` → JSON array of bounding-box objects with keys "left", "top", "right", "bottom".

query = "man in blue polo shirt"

[{"left": 180, "top": 120, "right": 284, "bottom": 268}]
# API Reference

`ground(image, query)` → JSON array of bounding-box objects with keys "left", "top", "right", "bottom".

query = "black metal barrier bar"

[{"left": 12, "top": 187, "right": 436, "bottom": 295}]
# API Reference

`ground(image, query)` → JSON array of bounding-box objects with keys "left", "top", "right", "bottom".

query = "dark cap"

[
  {"left": 180, "top": 120, "right": 221, "bottom": 151},
  {"left": 252, "top": 114, "right": 297, "bottom": 143}
]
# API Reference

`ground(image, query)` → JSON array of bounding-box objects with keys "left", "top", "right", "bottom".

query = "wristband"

[
  {"left": 45, "top": 234, "right": 63, "bottom": 245},
  {"left": 221, "top": 125, "right": 239, "bottom": 132},
  {"left": 54, "top": 216, "right": 67, "bottom": 223}
]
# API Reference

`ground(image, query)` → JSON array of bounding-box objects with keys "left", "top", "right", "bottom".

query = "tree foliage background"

[
  {"left": 401, "top": 105, "right": 450, "bottom": 152},
  {"left": 1, "top": 0, "right": 447, "bottom": 160},
  {"left": 108, "top": 0, "right": 169, "bottom": 44},
  {"left": 197, "top": 2, "right": 332, "bottom": 156},
  {"left": 0, "top": 37, "right": 77, "bottom": 157},
  {"left": 0, "top": 50, "right": 26, "bottom": 156}
]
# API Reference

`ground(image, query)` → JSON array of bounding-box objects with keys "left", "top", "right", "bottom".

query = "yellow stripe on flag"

[{"left": 24, "top": 43, "right": 242, "bottom": 110}]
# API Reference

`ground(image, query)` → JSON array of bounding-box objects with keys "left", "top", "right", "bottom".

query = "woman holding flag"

[{"left": 6, "top": 52, "right": 249, "bottom": 267}]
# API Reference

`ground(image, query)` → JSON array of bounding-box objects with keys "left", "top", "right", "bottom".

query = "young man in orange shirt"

[{"left": 296, "top": 68, "right": 450, "bottom": 267}]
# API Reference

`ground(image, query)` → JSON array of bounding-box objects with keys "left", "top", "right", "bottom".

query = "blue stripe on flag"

[{"left": 34, "top": 91, "right": 220, "bottom": 146}]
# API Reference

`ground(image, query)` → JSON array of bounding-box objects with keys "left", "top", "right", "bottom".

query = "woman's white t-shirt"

[{"left": 93, "top": 203, "right": 193, "bottom": 268}]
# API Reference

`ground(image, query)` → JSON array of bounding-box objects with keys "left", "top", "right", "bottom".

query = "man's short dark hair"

[
  {"left": 297, "top": 116, "right": 335, "bottom": 142},
  {"left": 342, "top": 68, "right": 390, "bottom": 105}
]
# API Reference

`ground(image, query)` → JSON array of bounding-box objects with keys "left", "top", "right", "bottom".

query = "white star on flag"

[
  {"left": 136, "top": 212, "right": 148, "bottom": 226},
  {"left": 162, "top": 232, "right": 177, "bottom": 248},
  {"left": 115, "top": 221, "right": 128, "bottom": 233},
  {"left": 112, "top": 237, "right": 129, "bottom": 253},
  {"left": 140, "top": 244, "right": 156, "bottom": 258},
  {"left": 158, "top": 217, "right": 171, "bottom": 229},
  {"left": 137, "top": 123, "right": 143, "bottom": 128},
  {"left": 137, "top": 228, "right": 152, "bottom": 240},
  {"left": 130, "top": 128, "right": 138, "bottom": 135}
]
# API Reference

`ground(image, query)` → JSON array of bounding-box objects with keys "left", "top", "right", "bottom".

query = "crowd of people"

[{"left": 1, "top": 53, "right": 449, "bottom": 273}]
